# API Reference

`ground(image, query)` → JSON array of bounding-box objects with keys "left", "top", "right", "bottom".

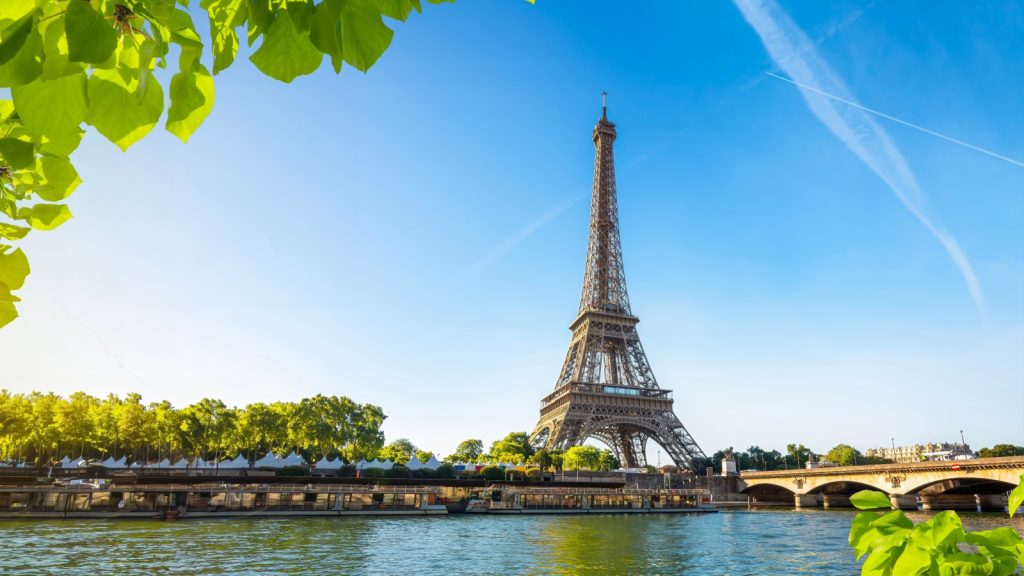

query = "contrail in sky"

[
  {"left": 766, "top": 72, "right": 1024, "bottom": 169},
  {"left": 733, "top": 0, "right": 986, "bottom": 316},
  {"left": 464, "top": 195, "right": 583, "bottom": 278}
]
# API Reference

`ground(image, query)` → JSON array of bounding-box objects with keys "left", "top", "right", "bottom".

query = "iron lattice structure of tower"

[{"left": 529, "top": 100, "right": 707, "bottom": 472}]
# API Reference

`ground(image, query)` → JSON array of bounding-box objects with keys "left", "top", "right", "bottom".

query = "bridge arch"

[
  {"left": 739, "top": 481, "right": 795, "bottom": 502},
  {"left": 901, "top": 476, "right": 1018, "bottom": 496},
  {"left": 806, "top": 480, "right": 887, "bottom": 495}
]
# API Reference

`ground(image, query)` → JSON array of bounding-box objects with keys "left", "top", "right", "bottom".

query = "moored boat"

[{"left": 464, "top": 485, "right": 716, "bottom": 514}]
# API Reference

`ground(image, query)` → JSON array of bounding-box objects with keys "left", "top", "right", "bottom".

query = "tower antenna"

[{"left": 602, "top": 91, "right": 607, "bottom": 119}]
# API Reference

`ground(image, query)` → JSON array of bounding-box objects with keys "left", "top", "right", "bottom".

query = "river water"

[{"left": 2, "top": 509, "right": 1020, "bottom": 575}]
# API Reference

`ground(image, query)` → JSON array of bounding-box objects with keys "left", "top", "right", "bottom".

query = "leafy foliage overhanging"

[
  {"left": 0, "top": 0, "right": 470, "bottom": 328},
  {"left": 848, "top": 484, "right": 1024, "bottom": 575}
]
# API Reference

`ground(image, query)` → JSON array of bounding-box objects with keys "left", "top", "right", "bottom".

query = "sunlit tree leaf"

[
  {"left": 310, "top": 0, "right": 343, "bottom": 73},
  {"left": 250, "top": 9, "right": 321, "bottom": 83},
  {"left": 0, "top": 223, "right": 30, "bottom": 241},
  {"left": 0, "top": 247, "right": 30, "bottom": 290},
  {"left": 11, "top": 73, "right": 88, "bottom": 150},
  {"left": 36, "top": 155, "right": 81, "bottom": 202},
  {"left": 0, "top": 24, "right": 42, "bottom": 87},
  {"left": 65, "top": 1, "right": 118, "bottom": 65},
  {"left": 23, "top": 202, "right": 72, "bottom": 230},
  {"left": 851, "top": 490, "right": 893, "bottom": 510},
  {"left": 338, "top": 0, "right": 394, "bottom": 72},
  {"left": 167, "top": 52, "right": 215, "bottom": 142},
  {"left": 0, "top": 12, "right": 34, "bottom": 66},
  {"left": 86, "top": 68, "right": 165, "bottom": 151},
  {"left": 0, "top": 137, "right": 33, "bottom": 169}
]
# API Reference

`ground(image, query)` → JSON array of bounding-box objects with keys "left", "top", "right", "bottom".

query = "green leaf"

[
  {"left": 936, "top": 552, "right": 993, "bottom": 576},
  {"left": 873, "top": 509, "right": 914, "bottom": 534},
  {"left": 1009, "top": 475, "right": 1024, "bottom": 518},
  {"left": 40, "top": 11, "right": 86, "bottom": 80},
  {"left": 930, "top": 511, "right": 963, "bottom": 548},
  {"left": 167, "top": 54, "right": 215, "bottom": 142},
  {"left": 0, "top": 137, "right": 33, "bottom": 169},
  {"left": 338, "top": 0, "right": 394, "bottom": 72},
  {"left": 0, "top": 300, "right": 16, "bottom": 328},
  {"left": 24, "top": 203, "right": 72, "bottom": 230},
  {"left": 203, "top": 0, "right": 246, "bottom": 74},
  {"left": 891, "top": 542, "right": 932, "bottom": 576},
  {"left": 380, "top": 0, "right": 421, "bottom": 21},
  {"left": 0, "top": 222, "right": 30, "bottom": 241},
  {"left": 0, "top": 246, "right": 30, "bottom": 290},
  {"left": 0, "top": 23, "right": 41, "bottom": 87},
  {"left": 966, "top": 527, "right": 1023, "bottom": 551},
  {"left": 850, "top": 511, "right": 882, "bottom": 547},
  {"left": 0, "top": 12, "right": 33, "bottom": 66},
  {"left": 250, "top": 10, "right": 322, "bottom": 83},
  {"left": 852, "top": 490, "right": 893, "bottom": 510},
  {"left": 310, "top": 0, "right": 343, "bottom": 72},
  {"left": 853, "top": 527, "right": 884, "bottom": 560},
  {"left": 36, "top": 155, "right": 81, "bottom": 202},
  {"left": 861, "top": 536, "right": 906, "bottom": 576},
  {"left": 0, "top": 280, "right": 21, "bottom": 301},
  {"left": 87, "top": 68, "right": 165, "bottom": 151},
  {"left": 0, "top": 0, "right": 37, "bottom": 32},
  {"left": 246, "top": 0, "right": 276, "bottom": 44},
  {"left": 11, "top": 73, "right": 89, "bottom": 149},
  {"left": 65, "top": 1, "right": 118, "bottom": 65},
  {"left": 287, "top": 1, "right": 313, "bottom": 35}
]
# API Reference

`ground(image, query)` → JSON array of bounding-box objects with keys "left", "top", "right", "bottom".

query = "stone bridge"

[{"left": 738, "top": 456, "right": 1024, "bottom": 511}]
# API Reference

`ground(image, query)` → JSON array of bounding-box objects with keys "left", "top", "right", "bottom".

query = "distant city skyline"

[{"left": 1, "top": 1, "right": 1022, "bottom": 459}]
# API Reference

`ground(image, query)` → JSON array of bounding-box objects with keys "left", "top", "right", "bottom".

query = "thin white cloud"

[
  {"left": 464, "top": 195, "right": 583, "bottom": 278},
  {"left": 734, "top": 0, "right": 986, "bottom": 317}
]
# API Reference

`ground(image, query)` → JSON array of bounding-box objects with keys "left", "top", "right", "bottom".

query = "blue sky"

[{"left": 2, "top": 0, "right": 1022, "bottom": 460}]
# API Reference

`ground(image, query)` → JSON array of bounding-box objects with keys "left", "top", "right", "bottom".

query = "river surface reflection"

[{"left": 1, "top": 509, "right": 1020, "bottom": 575}]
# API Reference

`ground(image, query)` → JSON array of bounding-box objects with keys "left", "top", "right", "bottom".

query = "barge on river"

[
  {"left": 465, "top": 486, "right": 716, "bottom": 514},
  {"left": 0, "top": 481, "right": 447, "bottom": 519}
]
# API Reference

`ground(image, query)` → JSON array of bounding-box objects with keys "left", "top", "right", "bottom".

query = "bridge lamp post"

[{"left": 959, "top": 430, "right": 966, "bottom": 457}]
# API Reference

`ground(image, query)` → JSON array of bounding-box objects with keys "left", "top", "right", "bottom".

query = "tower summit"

[{"left": 529, "top": 101, "right": 707, "bottom": 471}]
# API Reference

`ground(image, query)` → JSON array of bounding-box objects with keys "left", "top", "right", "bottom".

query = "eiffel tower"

[{"left": 529, "top": 96, "right": 708, "bottom": 472}]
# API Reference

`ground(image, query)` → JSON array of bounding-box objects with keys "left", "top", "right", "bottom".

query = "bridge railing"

[{"left": 738, "top": 456, "right": 1024, "bottom": 479}]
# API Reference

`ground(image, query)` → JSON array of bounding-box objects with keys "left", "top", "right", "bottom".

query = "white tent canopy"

[
  {"left": 98, "top": 457, "right": 116, "bottom": 468},
  {"left": 192, "top": 457, "right": 211, "bottom": 469},
  {"left": 154, "top": 458, "right": 172, "bottom": 469},
  {"left": 172, "top": 458, "right": 189, "bottom": 468},
  {"left": 422, "top": 456, "right": 441, "bottom": 469},
  {"left": 253, "top": 452, "right": 279, "bottom": 468},
  {"left": 59, "top": 456, "right": 75, "bottom": 467},
  {"left": 278, "top": 451, "right": 304, "bottom": 467},
  {"left": 355, "top": 459, "right": 368, "bottom": 470},
  {"left": 220, "top": 455, "right": 249, "bottom": 469},
  {"left": 315, "top": 456, "right": 343, "bottom": 470},
  {"left": 405, "top": 456, "right": 423, "bottom": 470}
]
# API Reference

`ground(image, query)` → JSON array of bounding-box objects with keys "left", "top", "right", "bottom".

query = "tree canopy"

[
  {"left": 978, "top": 444, "right": 1024, "bottom": 458},
  {"left": 0, "top": 389, "right": 385, "bottom": 464}
]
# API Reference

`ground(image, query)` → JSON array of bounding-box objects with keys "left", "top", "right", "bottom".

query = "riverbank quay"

[{"left": 0, "top": 473, "right": 714, "bottom": 519}]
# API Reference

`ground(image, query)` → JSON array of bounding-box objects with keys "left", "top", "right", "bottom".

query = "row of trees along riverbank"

[
  {"left": 0, "top": 391, "right": 386, "bottom": 465},
  {"left": 0, "top": 391, "right": 622, "bottom": 471}
]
